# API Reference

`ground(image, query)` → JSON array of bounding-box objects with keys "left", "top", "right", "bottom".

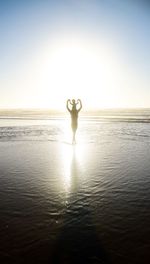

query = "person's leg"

[
  {"left": 72, "top": 132, "right": 75, "bottom": 144},
  {"left": 72, "top": 129, "right": 76, "bottom": 144}
]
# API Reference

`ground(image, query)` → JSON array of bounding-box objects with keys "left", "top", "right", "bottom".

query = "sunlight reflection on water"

[{"left": 60, "top": 143, "right": 86, "bottom": 194}]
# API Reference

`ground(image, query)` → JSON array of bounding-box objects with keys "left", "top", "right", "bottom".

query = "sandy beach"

[{"left": 0, "top": 116, "right": 150, "bottom": 263}]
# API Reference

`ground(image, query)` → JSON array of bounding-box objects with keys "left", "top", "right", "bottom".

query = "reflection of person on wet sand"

[{"left": 66, "top": 99, "right": 82, "bottom": 144}]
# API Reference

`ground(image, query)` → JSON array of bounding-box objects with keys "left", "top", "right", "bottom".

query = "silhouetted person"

[{"left": 66, "top": 99, "right": 82, "bottom": 144}]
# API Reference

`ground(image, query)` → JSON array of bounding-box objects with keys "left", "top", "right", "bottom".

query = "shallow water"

[{"left": 0, "top": 117, "right": 150, "bottom": 263}]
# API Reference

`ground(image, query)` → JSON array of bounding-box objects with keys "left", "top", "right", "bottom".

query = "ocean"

[{"left": 0, "top": 109, "right": 150, "bottom": 263}]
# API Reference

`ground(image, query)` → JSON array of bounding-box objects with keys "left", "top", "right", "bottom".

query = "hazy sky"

[{"left": 0, "top": 0, "right": 150, "bottom": 109}]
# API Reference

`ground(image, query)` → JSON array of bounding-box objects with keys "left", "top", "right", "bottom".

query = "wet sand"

[{"left": 0, "top": 136, "right": 150, "bottom": 263}]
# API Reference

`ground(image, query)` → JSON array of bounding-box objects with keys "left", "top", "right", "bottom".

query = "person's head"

[
  {"left": 71, "top": 99, "right": 77, "bottom": 110},
  {"left": 72, "top": 99, "right": 76, "bottom": 105}
]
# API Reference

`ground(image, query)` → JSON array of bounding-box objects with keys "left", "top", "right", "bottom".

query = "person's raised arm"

[
  {"left": 66, "top": 99, "right": 71, "bottom": 112},
  {"left": 77, "top": 99, "right": 82, "bottom": 111}
]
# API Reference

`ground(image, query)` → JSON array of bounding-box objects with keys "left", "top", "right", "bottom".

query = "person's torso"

[{"left": 70, "top": 110, "right": 78, "bottom": 121}]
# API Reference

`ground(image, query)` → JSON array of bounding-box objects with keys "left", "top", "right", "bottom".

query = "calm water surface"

[{"left": 0, "top": 116, "right": 150, "bottom": 263}]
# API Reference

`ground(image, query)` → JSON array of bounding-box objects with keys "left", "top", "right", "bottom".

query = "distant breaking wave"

[{"left": 0, "top": 108, "right": 150, "bottom": 121}]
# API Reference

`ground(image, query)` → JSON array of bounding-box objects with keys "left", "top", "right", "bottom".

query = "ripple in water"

[{"left": 0, "top": 119, "right": 150, "bottom": 263}]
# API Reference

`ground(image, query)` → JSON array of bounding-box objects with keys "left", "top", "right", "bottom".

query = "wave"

[
  {"left": 0, "top": 121, "right": 150, "bottom": 143},
  {"left": 0, "top": 116, "right": 150, "bottom": 124}
]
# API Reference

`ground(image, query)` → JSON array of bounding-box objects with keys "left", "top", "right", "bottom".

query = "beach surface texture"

[{"left": 0, "top": 111, "right": 150, "bottom": 263}]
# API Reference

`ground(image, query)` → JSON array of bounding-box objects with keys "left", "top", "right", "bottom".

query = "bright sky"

[{"left": 0, "top": 0, "right": 150, "bottom": 110}]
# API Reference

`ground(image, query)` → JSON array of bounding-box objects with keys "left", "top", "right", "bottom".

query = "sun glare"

[{"left": 35, "top": 37, "right": 121, "bottom": 110}]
